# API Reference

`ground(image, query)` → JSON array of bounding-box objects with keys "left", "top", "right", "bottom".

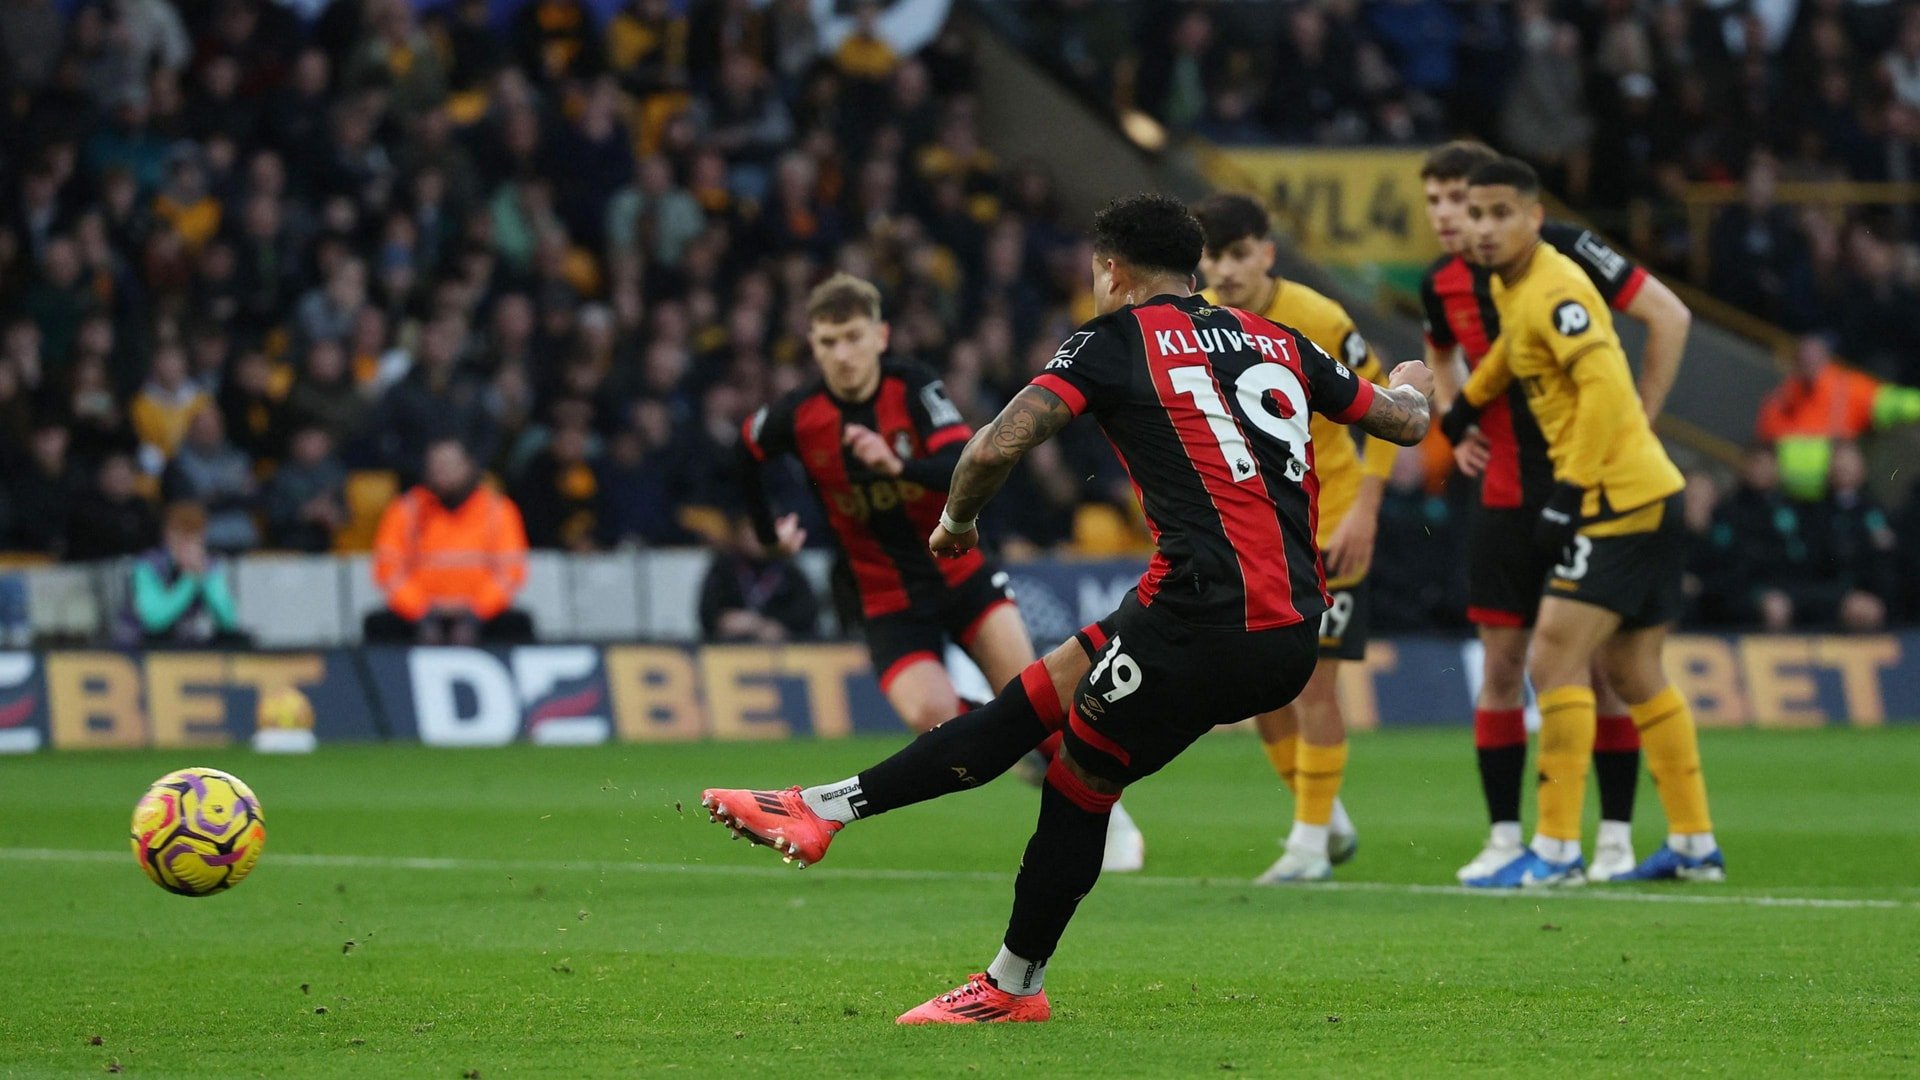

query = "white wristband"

[{"left": 939, "top": 507, "right": 976, "bottom": 534}]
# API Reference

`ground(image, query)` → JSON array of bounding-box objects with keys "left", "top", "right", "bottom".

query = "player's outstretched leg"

[
  {"left": 701, "top": 657, "right": 1060, "bottom": 868},
  {"left": 896, "top": 755, "right": 1115, "bottom": 1024}
]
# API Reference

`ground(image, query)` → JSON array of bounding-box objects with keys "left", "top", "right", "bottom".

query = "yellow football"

[{"left": 130, "top": 767, "right": 266, "bottom": 897}]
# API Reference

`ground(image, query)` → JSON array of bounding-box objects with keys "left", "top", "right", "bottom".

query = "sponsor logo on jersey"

[
  {"left": 1553, "top": 300, "right": 1591, "bottom": 336},
  {"left": 1047, "top": 330, "right": 1096, "bottom": 369},
  {"left": 1573, "top": 232, "right": 1628, "bottom": 282},
  {"left": 1342, "top": 330, "right": 1368, "bottom": 368},
  {"left": 920, "top": 380, "right": 963, "bottom": 426}
]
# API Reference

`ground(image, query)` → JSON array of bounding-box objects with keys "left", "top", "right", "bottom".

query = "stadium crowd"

[
  {"left": 0, "top": 0, "right": 1913, "bottom": 633},
  {"left": 1020, "top": 0, "right": 1920, "bottom": 377}
]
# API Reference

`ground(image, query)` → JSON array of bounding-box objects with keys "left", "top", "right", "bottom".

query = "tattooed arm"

[
  {"left": 929, "top": 384, "right": 1077, "bottom": 557},
  {"left": 1355, "top": 361, "right": 1436, "bottom": 447}
]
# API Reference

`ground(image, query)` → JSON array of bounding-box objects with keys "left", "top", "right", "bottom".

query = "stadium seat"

[
  {"left": 337, "top": 470, "right": 400, "bottom": 553},
  {"left": 642, "top": 549, "right": 714, "bottom": 642},
  {"left": 566, "top": 553, "right": 646, "bottom": 641},
  {"left": 234, "top": 555, "right": 346, "bottom": 647},
  {"left": 24, "top": 565, "right": 101, "bottom": 643},
  {"left": 342, "top": 554, "right": 385, "bottom": 637},
  {"left": 520, "top": 552, "right": 573, "bottom": 640}
]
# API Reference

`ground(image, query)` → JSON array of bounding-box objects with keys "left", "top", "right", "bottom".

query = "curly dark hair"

[{"left": 1090, "top": 193, "right": 1205, "bottom": 278}]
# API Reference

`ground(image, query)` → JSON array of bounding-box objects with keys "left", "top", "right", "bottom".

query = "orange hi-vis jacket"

[{"left": 373, "top": 485, "right": 529, "bottom": 621}]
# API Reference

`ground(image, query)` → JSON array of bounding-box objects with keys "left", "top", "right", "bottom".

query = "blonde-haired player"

[{"left": 1194, "top": 193, "right": 1392, "bottom": 882}]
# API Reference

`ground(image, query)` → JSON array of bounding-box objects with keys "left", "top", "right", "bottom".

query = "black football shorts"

[
  {"left": 1542, "top": 493, "right": 1686, "bottom": 630},
  {"left": 1061, "top": 592, "right": 1318, "bottom": 786}
]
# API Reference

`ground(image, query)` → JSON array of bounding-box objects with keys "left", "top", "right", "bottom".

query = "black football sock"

[
  {"left": 831, "top": 670, "right": 1049, "bottom": 819},
  {"left": 1477, "top": 745, "right": 1526, "bottom": 826},
  {"left": 1474, "top": 707, "right": 1527, "bottom": 826},
  {"left": 1594, "top": 714, "right": 1641, "bottom": 824},
  {"left": 1000, "top": 759, "right": 1115, "bottom": 970}
]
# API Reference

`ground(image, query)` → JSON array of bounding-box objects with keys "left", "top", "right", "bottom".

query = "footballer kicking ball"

[{"left": 130, "top": 767, "right": 266, "bottom": 897}]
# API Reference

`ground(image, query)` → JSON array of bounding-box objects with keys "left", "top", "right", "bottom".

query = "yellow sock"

[
  {"left": 1294, "top": 741, "right": 1348, "bottom": 827},
  {"left": 1534, "top": 686, "right": 1596, "bottom": 842},
  {"left": 1263, "top": 733, "right": 1299, "bottom": 792},
  {"left": 1631, "top": 686, "right": 1712, "bottom": 833}
]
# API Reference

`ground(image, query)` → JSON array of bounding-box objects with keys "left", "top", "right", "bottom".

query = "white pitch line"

[{"left": 2, "top": 847, "right": 1911, "bottom": 911}]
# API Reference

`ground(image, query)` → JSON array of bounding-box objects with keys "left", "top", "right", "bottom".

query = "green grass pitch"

[{"left": 3, "top": 727, "right": 1917, "bottom": 1078}]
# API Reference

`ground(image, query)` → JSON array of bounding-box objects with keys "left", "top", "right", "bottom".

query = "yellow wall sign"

[{"left": 1201, "top": 147, "right": 1440, "bottom": 269}]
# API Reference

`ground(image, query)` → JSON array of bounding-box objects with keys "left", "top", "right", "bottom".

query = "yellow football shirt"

[
  {"left": 1462, "top": 243, "right": 1682, "bottom": 535},
  {"left": 1204, "top": 279, "right": 1396, "bottom": 583}
]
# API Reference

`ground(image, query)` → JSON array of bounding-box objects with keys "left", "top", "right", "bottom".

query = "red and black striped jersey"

[
  {"left": 1420, "top": 220, "right": 1647, "bottom": 510},
  {"left": 741, "top": 359, "right": 977, "bottom": 620},
  {"left": 1030, "top": 293, "right": 1376, "bottom": 632}
]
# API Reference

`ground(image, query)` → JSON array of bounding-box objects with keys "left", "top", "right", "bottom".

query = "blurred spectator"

[
  {"left": 1500, "top": 0, "right": 1592, "bottom": 200},
  {"left": 8, "top": 423, "right": 81, "bottom": 554},
  {"left": 1694, "top": 441, "right": 1900, "bottom": 631},
  {"left": 124, "top": 501, "right": 244, "bottom": 646},
  {"left": 698, "top": 514, "right": 820, "bottom": 643},
  {"left": 1136, "top": 6, "right": 1218, "bottom": 133},
  {"left": 66, "top": 353, "right": 135, "bottom": 467},
  {"left": 284, "top": 339, "right": 373, "bottom": 453},
  {"left": 129, "top": 343, "right": 211, "bottom": 465},
  {"left": 1708, "top": 155, "right": 1819, "bottom": 329},
  {"left": 1815, "top": 441, "right": 1901, "bottom": 631},
  {"left": 595, "top": 416, "right": 692, "bottom": 548},
  {"left": 512, "top": 419, "right": 601, "bottom": 551},
  {"left": 606, "top": 154, "right": 706, "bottom": 269},
  {"left": 218, "top": 349, "right": 290, "bottom": 465},
  {"left": 66, "top": 451, "right": 157, "bottom": 561},
  {"left": 22, "top": 235, "right": 90, "bottom": 374},
  {"left": 1681, "top": 468, "right": 1732, "bottom": 626},
  {"left": 1756, "top": 333, "right": 1920, "bottom": 498},
  {"left": 1690, "top": 450, "right": 1784, "bottom": 627},
  {"left": 263, "top": 425, "right": 347, "bottom": 553},
  {"left": 0, "top": 0, "right": 64, "bottom": 95},
  {"left": 1833, "top": 223, "right": 1920, "bottom": 384},
  {"left": 689, "top": 53, "right": 793, "bottom": 201},
  {"left": 371, "top": 315, "right": 496, "bottom": 478},
  {"left": 161, "top": 408, "right": 260, "bottom": 553},
  {"left": 295, "top": 256, "right": 367, "bottom": 352},
  {"left": 368, "top": 437, "right": 531, "bottom": 644}
]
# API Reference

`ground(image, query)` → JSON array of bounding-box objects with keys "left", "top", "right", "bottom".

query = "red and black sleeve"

[
  {"left": 1298, "top": 334, "right": 1376, "bottom": 425},
  {"left": 738, "top": 396, "right": 798, "bottom": 545},
  {"left": 895, "top": 364, "right": 970, "bottom": 489},
  {"left": 1542, "top": 220, "right": 1647, "bottom": 311},
  {"left": 1419, "top": 259, "right": 1458, "bottom": 349},
  {"left": 1029, "top": 318, "right": 1128, "bottom": 417}
]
